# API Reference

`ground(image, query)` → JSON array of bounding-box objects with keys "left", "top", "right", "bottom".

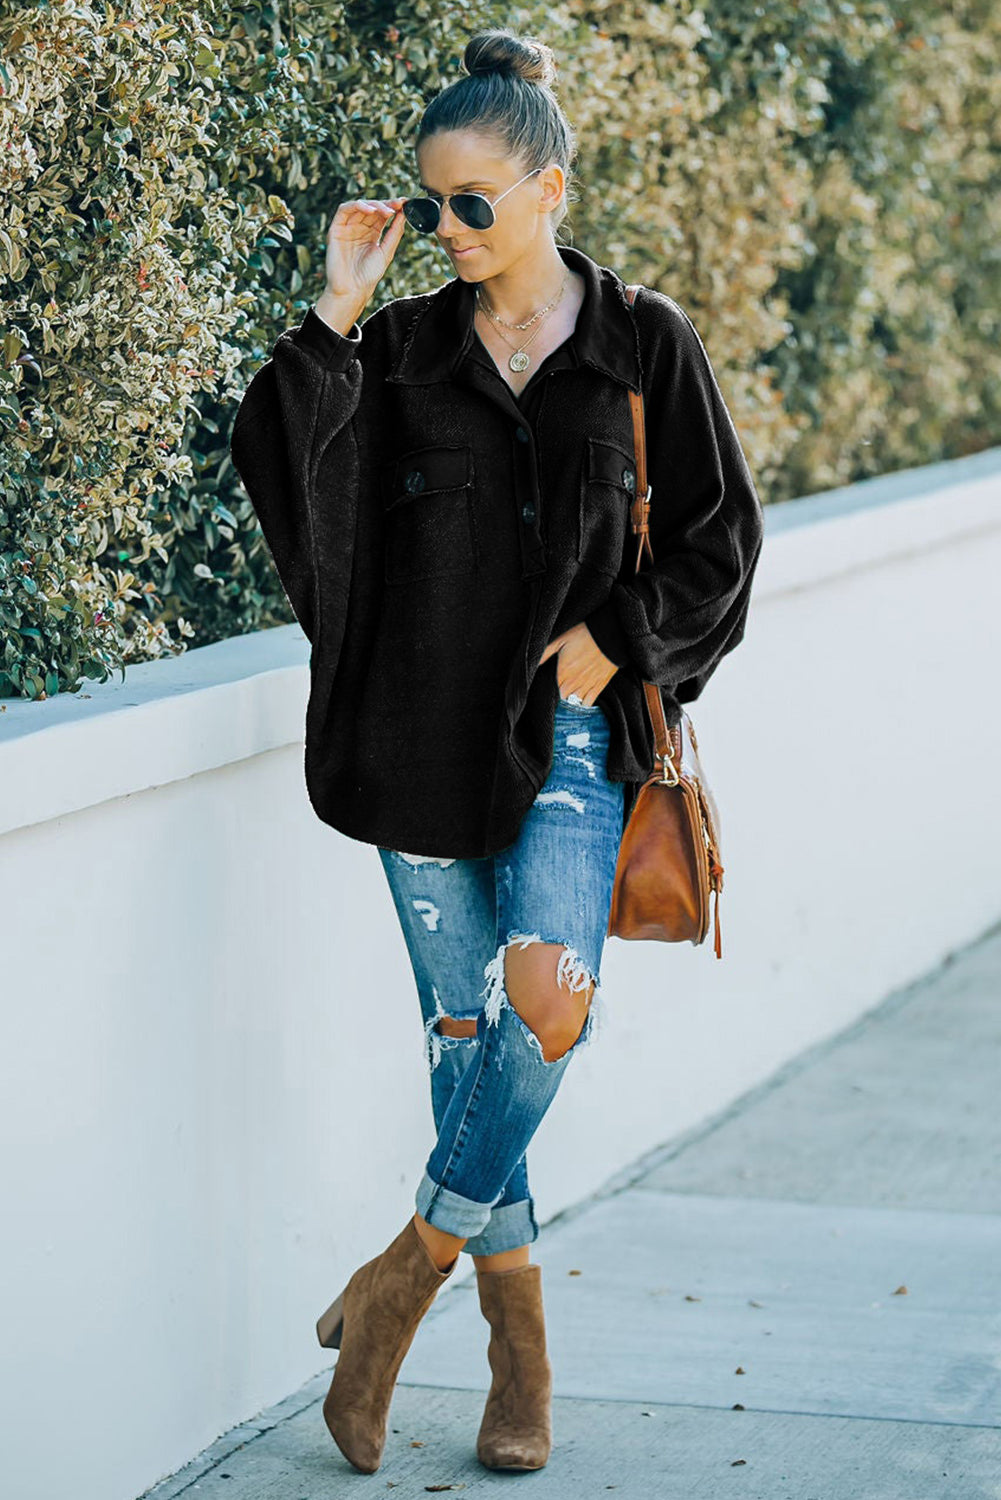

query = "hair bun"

[{"left": 464, "top": 29, "right": 557, "bottom": 89}]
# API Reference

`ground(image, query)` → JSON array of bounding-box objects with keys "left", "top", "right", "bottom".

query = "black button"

[
  {"left": 404, "top": 469, "right": 425, "bottom": 494},
  {"left": 515, "top": 426, "right": 530, "bottom": 444},
  {"left": 521, "top": 503, "right": 536, "bottom": 524},
  {"left": 622, "top": 467, "right": 635, "bottom": 491}
]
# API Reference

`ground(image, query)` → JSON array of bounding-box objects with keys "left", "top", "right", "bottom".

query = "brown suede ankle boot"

[
  {"left": 316, "top": 1217, "right": 457, "bottom": 1473},
  {"left": 475, "top": 1262, "right": 553, "bottom": 1470}
]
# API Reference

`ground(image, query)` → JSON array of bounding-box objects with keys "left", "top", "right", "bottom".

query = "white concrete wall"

[{"left": 2, "top": 446, "right": 999, "bottom": 1500}]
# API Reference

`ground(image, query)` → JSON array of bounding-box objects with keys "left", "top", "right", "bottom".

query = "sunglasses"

[{"left": 402, "top": 167, "right": 545, "bottom": 234}]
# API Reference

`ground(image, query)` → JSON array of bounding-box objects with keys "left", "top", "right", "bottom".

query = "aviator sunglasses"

[{"left": 402, "top": 166, "right": 545, "bottom": 234}]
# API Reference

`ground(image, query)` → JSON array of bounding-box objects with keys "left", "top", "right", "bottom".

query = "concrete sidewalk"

[{"left": 142, "top": 921, "right": 1001, "bottom": 1500}]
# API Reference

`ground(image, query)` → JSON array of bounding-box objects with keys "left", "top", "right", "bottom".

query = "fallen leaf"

[
  {"left": 568, "top": 1269, "right": 582, "bottom": 1276},
  {"left": 410, "top": 1439, "right": 425, "bottom": 1447},
  {"left": 735, "top": 1366, "right": 746, "bottom": 1374},
  {"left": 748, "top": 1299, "right": 764, "bottom": 1308},
  {"left": 684, "top": 1294, "right": 702, "bottom": 1302},
  {"left": 731, "top": 1458, "right": 747, "bottom": 1466},
  {"left": 892, "top": 1284, "right": 908, "bottom": 1295},
  {"left": 732, "top": 1402, "right": 745, "bottom": 1410}
]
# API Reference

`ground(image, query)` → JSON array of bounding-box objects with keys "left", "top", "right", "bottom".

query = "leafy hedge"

[{"left": 1, "top": 0, "right": 997, "bottom": 698}]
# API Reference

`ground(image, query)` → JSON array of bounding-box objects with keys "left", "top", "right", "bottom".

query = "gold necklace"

[
  {"left": 475, "top": 274, "right": 569, "bottom": 372},
  {"left": 477, "top": 275, "right": 568, "bottom": 329}
]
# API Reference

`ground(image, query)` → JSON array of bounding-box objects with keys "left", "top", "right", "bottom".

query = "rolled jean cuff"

[
  {"left": 415, "top": 1168, "right": 496, "bottom": 1241},
  {"left": 462, "top": 1198, "right": 540, "bottom": 1257}
]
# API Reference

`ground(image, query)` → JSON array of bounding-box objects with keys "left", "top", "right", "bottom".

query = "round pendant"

[{"left": 508, "top": 349, "right": 531, "bottom": 372}]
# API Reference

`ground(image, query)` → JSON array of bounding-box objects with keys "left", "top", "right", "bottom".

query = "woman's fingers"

[
  {"left": 330, "top": 199, "right": 407, "bottom": 249},
  {"left": 321, "top": 195, "right": 408, "bottom": 298},
  {"left": 341, "top": 197, "right": 404, "bottom": 218}
]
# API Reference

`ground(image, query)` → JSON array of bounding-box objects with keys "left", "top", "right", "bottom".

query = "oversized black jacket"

[{"left": 229, "top": 242, "right": 765, "bottom": 858}]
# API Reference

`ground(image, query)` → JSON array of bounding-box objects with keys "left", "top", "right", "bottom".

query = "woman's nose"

[{"left": 437, "top": 199, "right": 466, "bottom": 237}]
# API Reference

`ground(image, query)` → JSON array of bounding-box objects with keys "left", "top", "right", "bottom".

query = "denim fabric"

[{"left": 377, "top": 695, "right": 625, "bottom": 1255}]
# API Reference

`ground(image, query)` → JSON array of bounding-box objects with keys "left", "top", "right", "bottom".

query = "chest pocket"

[
  {"left": 578, "top": 437, "right": 636, "bottom": 576},
  {"left": 380, "top": 444, "right": 477, "bottom": 585}
]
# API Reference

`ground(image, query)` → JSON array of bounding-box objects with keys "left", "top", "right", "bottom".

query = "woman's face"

[{"left": 414, "top": 130, "right": 564, "bottom": 279}]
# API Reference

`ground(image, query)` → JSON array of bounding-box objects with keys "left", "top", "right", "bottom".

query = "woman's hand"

[
  {"left": 323, "top": 196, "right": 408, "bottom": 304},
  {"left": 538, "top": 622, "right": 620, "bottom": 706}
]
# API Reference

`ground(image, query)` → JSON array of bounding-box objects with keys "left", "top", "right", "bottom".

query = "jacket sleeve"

[
  {"left": 584, "top": 292, "right": 765, "bottom": 701},
  {"left": 229, "top": 306, "right": 364, "bottom": 646}
]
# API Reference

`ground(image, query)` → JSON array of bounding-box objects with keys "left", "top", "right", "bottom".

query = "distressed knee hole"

[
  {"left": 423, "top": 985, "right": 480, "bottom": 1070},
  {"left": 480, "top": 934, "right": 601, "bottom": 1063},
  {"left": 435, "top": 1015, "right": 478, "bottom": 1039}
]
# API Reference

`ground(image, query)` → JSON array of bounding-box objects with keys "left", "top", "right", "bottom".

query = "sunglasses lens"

[
  {"left": 403, "top": 198, "right": 440, "bottom": 234},
  {"left": 452, "top": 195, "right": 495, "bottom": 231}
]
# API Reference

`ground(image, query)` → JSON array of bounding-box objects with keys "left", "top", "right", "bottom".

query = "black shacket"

[{"left": 229, "top": 243, "right": 765, "bottom": 858}]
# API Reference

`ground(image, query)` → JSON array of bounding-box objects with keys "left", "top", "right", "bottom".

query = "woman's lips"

[{"left": 451, "top": 245, "right": 482, "bottom": 257}]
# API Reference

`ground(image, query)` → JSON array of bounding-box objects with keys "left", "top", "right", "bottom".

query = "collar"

[{"left": 385, "top": 242, "right": 642, "bottom": 391}]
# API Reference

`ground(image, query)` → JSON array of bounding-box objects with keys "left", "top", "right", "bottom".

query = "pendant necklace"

[{"left": 475, "top": 273, "right": 569, "bottom": 373}]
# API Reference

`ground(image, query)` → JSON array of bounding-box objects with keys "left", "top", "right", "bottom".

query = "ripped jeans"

[{"left": 377, "top": 695, "right": 625, "bottom": 1256}]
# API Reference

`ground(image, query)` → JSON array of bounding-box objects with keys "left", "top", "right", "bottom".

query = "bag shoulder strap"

[
  {"left": 624, "top": 284, "right": 654, "bottom": 572},
  {"left": 622, "top": 283, "right": 680, "bottom": 788}
]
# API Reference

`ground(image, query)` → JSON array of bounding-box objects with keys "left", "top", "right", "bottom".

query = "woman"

[{"left": 230, "top": 26, "right": 764, "bottom": 1478}]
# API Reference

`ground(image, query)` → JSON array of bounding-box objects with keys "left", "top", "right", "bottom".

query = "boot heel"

[{"left": 316, "top": 1287, "right": 347, "bottom": 1349}]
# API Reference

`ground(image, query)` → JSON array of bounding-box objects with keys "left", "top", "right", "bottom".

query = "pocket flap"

[
  {"left": 587, "top": 437, "right": 636, "bottom": 494},
  {"left": 382, "top": 444, "right": 472, "bottom": 510}
]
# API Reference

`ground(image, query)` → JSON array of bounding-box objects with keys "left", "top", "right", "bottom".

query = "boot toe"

[
  {"left": 323, "top": 1395, "right": 385, "bottom": 1473},
  {"left": 477, "top": 1427, "right": 551, "bottom": 1470}
]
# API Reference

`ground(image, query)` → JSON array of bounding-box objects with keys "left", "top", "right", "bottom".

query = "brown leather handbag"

[{"left": 605, "top": 283, "right": 726, "bottom": 958}]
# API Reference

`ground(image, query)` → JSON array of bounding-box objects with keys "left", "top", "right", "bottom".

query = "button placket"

[{"left": 511, "top": 418, "right": 544, "bottom": 572}]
